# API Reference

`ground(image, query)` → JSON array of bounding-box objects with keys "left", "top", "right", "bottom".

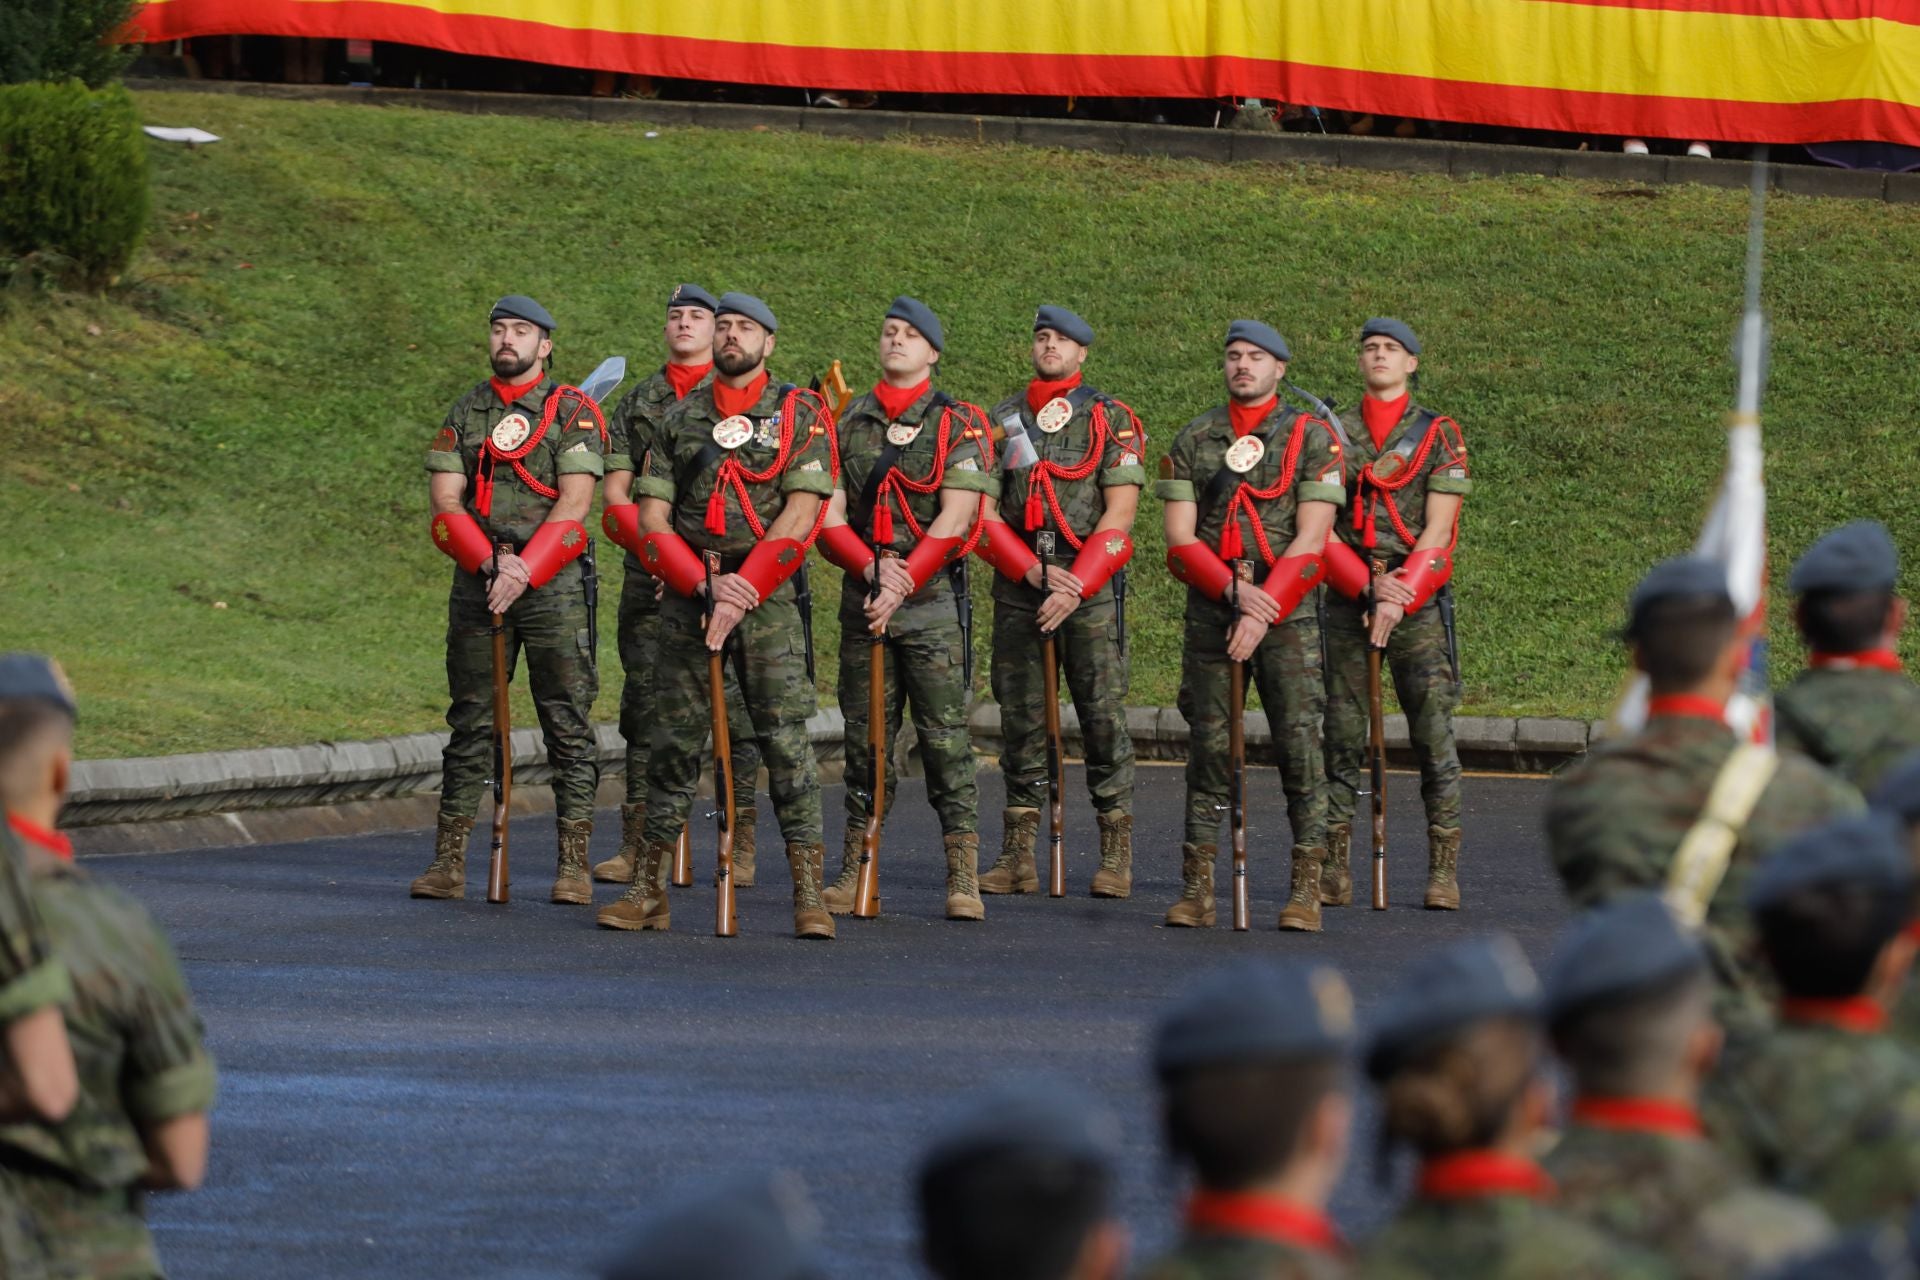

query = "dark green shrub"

[
  {"left": 0, "top": 0, "right": 141, "bottom": 89},
  {"left": 0, "top": 80, "right": 148, "bottom": 289}
]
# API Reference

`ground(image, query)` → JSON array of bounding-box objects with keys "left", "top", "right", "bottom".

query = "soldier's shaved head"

[
  {"left": 1797, "top": 588, "right": 1902, "bottom": 655},
  {"left": 0, "top": 698, "right": 73, "bottom": 815},
  {"left": 1551, "top": 973, "right": 1717, "bottom": 1099},
  {"left": 1627, "top": 593, "right": 1740, "bottom": 693}
]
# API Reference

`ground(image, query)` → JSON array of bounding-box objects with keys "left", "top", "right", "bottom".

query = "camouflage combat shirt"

[
  {"left": 605, "top": 363, "right": 716, "bottom": 573},
  {"left": 1774, "top": 663, "right": 1920, "bottom": 796},
  {"left": 1330, "top": 396, "right": 1471, "bottom": 563},
  {"left": 836, "top": 386, "right": 997, "bottom": 560}
]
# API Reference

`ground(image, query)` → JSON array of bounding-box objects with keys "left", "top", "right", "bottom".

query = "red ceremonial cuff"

[
  {"left": 640, "top": 531, "right": 706, "bottom": 597},
  {"left": 520, "top": 520, "right": 587, "bottom": 588},
  {"left": 1395, "top": 549, "right": 1454, "bottom": 613},
  {"left": 905, "top": 534, "right": 964, "bottom": 592},
  {"left": 601, "top": 503, "right": 642, "bottom": 556},
  {"left": 430, "top": 511, "right": 494, "bottom": 575},
  {"left": 1167, "top": 540, "right": 1233, "bottom": 601},
  {"left": 819, "top": 522, "right": 877, "bottom": 579},
  {"left": 1324, "top": 540, "right": 1371, "bottom": 600},
  {"left": 976, "top": 519, "right": 1040, "bottom": 582},
  {"left": 1071, "top": 531, "right": 1133, "bottom": 598},
  {"left": 739, "top": 538, "right": 806, "bottom": 600},
  {"left": 1263, "top": 551, "right": 1327, "bottom": 623}
]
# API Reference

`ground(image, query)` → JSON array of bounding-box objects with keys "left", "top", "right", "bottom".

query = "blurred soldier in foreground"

[
  {"left": 598, "top": 1169, "right": 821, "bottom": 1280},
  {"left": 1868, "top": 750, "right": 1920, "bottom": 1050}
]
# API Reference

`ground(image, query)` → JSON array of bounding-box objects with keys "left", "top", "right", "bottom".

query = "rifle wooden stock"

[
  {"left": 1229, "top": 656, "right": 1249, "bottom": 932},
  {"left": 1367, "top": 643, "right": 1389, "bottom": 911},
  {"left": 853, "top": 556, "right": 889, "bottom": 919},
  {"left": 672, "top": 822, "right": 692, "bottom": 887},
  {"left": 486, "top": 544, "right": 514, "bottom": 905},
  {"left": 705, "top": 550, "right": 738, "bottom": 938}
]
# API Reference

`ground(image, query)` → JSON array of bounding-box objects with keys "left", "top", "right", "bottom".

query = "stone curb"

[{"left": 128, "top": 80, "right": 1920, "bottom": 205}]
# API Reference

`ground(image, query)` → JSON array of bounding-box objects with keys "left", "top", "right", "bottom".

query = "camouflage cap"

[
  {"left": 1870, "top": 750, "right": 1920, "bottom": 825},
  {"left": 716, "top": 292, "right": 778, "bottom": 333},
  {"left": 919, "top": 1078, "right": 1119, "bottom": 1178},
  {"left": 886, "top": 295, "right": 945, "bottom": 352},
  {"left": 667, "top": 284, "right": 719, "bottom": 314},
  {"left": 489, "top": 293, "right": 556, "bottom": 333},
  {"left": 1225, "top": 319, "right": 1291, "bottom": 362},
  {"left": 0, "top": 653, "right": 76, "bottom": 720},
  {"left": 1748, "top": 811, "right": 1914, "bottom": 911},
  {"left": 1544, "top": 893, "right": 1707, "bottom": 1026},
  {"left": 1033, "top": 305, "right": 1094, "bottom": 347},
  {"left": 1788, "top": 520, "right": 1900, "bottom": 595},
  {"left": 1366, "top": 934, "right": 1542, "bottom": 1080},
  {"left": 599, "top": 1170, "right": 819, "bottom": 1280},
  {"left": 1360, "top": 317, "right": 1421, "bottom": 354},
  {"left": 1628, "top": 555, "right": 1731, "bottom": 632},
  {"left": 1154, "top": 957, "right": 1353, "bottom": 1074}
]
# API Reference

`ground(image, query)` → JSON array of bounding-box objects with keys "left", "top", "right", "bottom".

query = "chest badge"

[
  {"left": 1372, "top": 453, "right": 1408, "bottom": 482},
  {"left": 1224, "top": 434, "right": 1266, "bottom": 474},
  {"left": 886, "top": 420, "right": 923, "bottom": 447},
  {"left": 1034, "top": 398, "right": 1074, "bottom": 434},
  {"left": 490, "top": 413, "right": 532, "bottom": 452},
  {"left": 752, "top": 417, "right": 778, "bottom": 449},
  {"left": 713, "top": 415, "right": 754, "bottom": 450}
]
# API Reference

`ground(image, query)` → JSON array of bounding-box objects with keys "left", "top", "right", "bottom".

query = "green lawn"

[{"left": 6, "top": 91, "right": 1917, "bottom": 758}]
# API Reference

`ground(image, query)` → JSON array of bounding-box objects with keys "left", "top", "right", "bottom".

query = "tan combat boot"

[
  {"left": 408, "top": 814, "right": 475, "bottom": 899},
  {"left": 787, "top": 842, "right": 836, "bottom": 940},
  {"left": 592, "top": 803, "right": 646, "bottom": 883},
  {"left": 979, "top": 807, "right": 1041, "bottom": 894},
  {"left": 1278, "top": 845, "right": 1326, "bottom": 932},
  {"left": 944, "top": 832, "right": 985, "bottom": 922},
  {"left": 733, "top": 807, "right": 758, "bottom": 888},
  {"left": 1089, "top": 811, "right": 1133, "bottom": 899},
  {"left": 596, "top": 838, "right": 674, "bottom": 930},
  {"left": 1163, "top": 843, "right": 1217, "bottom": 927},
  {"left": 1425, "top": 826, "right": 1462, "bottom": 910},
  {"left": 551, "top": 817, "right": 594, "bottom": 905},
  {"left": 820, "top": 830, "right": 864, "bottom": 915},
  {"left": 1320, "top": 822, "right": 1353, "bottom": 907}
]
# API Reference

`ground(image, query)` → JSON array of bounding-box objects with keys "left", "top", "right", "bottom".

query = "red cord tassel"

[
  {"left": 1220, "top": 518, "right": 1243, "bottom": 561},
  {"left": 474, "top": 458, "right": 495, "bottom": 518},
  {"left": 1024, "top": 483, "right": 1044, "bottom": 532},
  {"left": 873, "top": 494, "right": 894, "bottom": 546},
  {"left": 705, "top": 485, "right": 728, "bottom": 536}
]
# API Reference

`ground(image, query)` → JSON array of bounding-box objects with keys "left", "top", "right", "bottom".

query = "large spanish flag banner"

[{"left": 129, "top": 0, "right": 1920, "bottom": 146}]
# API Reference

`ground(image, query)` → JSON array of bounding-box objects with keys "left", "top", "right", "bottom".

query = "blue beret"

[
  {"left": 886, "top": 295, "right": 945, "bottom": 352},
  {"left": 1628, "top": 555, "right": 1732, "bottom": 630},
  {"left": 1225, "top": 320, "right": 1291, "bottom": 362},
  {"left": 1360, "top": 317, "right": 1421, "bottom": 355},
  {"left": 716, "top": 292, "right": 779, "bottom": 334},
  {"left": 600, "top": 1170, "right": 818, "bottom": 1280},
  {"left": 920, "top": 1079, "right": 1119, "bottom": 1177},
  {"left": 489, "top": 293, "right": 555, "bottom": 333},
  {"left": 1789, "top": 520, "right": 1900, "bottom": 595},
  {"left": 1871, "top": 750, "right": 1920, "bottom": 825},
  {"left": 667, "top": 284, "right": 718, "bottom": 314},
  {"left": 1748, "top": 812, "right": 1914, "bottom": 911},
  {"left": 1154, "top": 958, "right": 1353, "bottom": 1073},
  {"left": 1758, "top": 1223, "right": 1913, "bottom": 1280},
  {"left": 1366, "top": 935, "right": 1542, "bottom": 1079},
  {"left": 1544, "top": 894, "right": 1707, "bottom": 1025},
  {"left": 0, "top": 653, "right": 76, "bottom": 720},
  {"left": 1033, "top": 305, "right": 1094, "bottom": 347}
]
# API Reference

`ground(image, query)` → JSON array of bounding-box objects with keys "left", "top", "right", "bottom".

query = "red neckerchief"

[
  {"left": 712, "top": 372, "right": 769, "bottom": 420},
  {"left": 1781, "top": 996, "right": 1887, "bottom": 1034},
  {"left": 1417, "top": 1151, "right": 1555, "bottom": 1202},
  {"left": 1186, "top": 1190, "right": 1342, "bottom": 1254},
  {"left": 489, "top": 372, "right": 542, "bottom": 407},
  {"left": 1361, "top": 392, "right": 1409, "bottom": 451},
  {"left": 1648, "top": 694, "right": 1727, "bottom": 724},
  {"left": 1026, "top": 371, "right": 1083, "bottom": 414},
  {"left": 6, "top": 813, "right": 72, "bottom": 861},
  {"left": 873, "top": 378, "right": 930, "bottom": 423},
  {"left": 1809, "top": 650, "right": 1904, "bottom": 673},
  {"left": 1570, "top": 1097, "right": 1704, "bottom": 1140},
  {"left": 1227, "top": 395, "right": 1278, "bottom": 439},
  {"left": 663, "top": 360, "right": 711, "bottom": 401}
]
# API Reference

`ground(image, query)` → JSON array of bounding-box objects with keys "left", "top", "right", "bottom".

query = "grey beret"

[
  {"left": 489, "top": 294, "right": 556, "bottom": 333},
  {"left": 1033, "top": 305, "right": 1095, "bottom": 347},
  {"left": 1748, "top": 812, "right": 1914, "bottom": 912},
  {"left": 1544, "top": 894, "right": 1708, "bottom": 1025},
  {"left": 1360, "top": 317, "right": 1421, "bottom": 355},
  {"left": 600, "top": 1170, "right": 818, "bottom": 1280},
  {"left": 1870, "top": 750, "right": 1920, "bottom": 825},
  {"left": 1366, "top": 935, "right": 1542, "bottom": 1079},
  {"left": 920, "top": 1079, "right": 1119, "bottom": 1177},
  {"left": 1225, "top": 319, "right": 1292, "bottom": 362},
  {"left": 885, "top": 296, "right": 945, "bottom": 352},
  {"left": 1789, "top": 520, "right": 1900, "bottom": 595},
  {"left": 0, "top": 653, "right": 77, "bottom": 720},
  {"left": 667, "top": 284, "right": 719, "bottom": 314},
  {"left": 1154, "top": 958, "right": 1354, "bottom": 1074},
  {"left": 716, "top": 292, "right": 779, "bottom": 333},
  {"left": 1628, "top": 556, "right": 1732, "bottom": 631}
]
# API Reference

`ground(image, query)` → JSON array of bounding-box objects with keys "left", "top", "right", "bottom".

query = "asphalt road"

[{"left": 96, "top": 763, "right": 1570, "bottom": 1279}]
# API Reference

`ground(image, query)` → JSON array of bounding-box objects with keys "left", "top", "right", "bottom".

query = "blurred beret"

[
  {"left": 1366, "top": 934, "right": 1542, "bottom": 1080},
  {"left": 667, "top": 284, "right": 718, "bottom": 314},
  {"left": 489, "top": 294, "right": 556, "bottom": 333},
  {"left": 1154, "top": 957, "right": 1354, "bottom": 1074},
  {"left": 1870, "top": 750, "right": 1920, "bottom": 825},
  {"left": 1544, "top": 894, "right": 1707, "bottom": 1025},
  {"left": 1628, "top": 556, "right": 1732, "bottom": 632},
  {"left": 1033, "top": 305, "right": 1094, "bottom": 347},
  {"left": 1759, "top": 1223, "right": 1914, "bottom": 1280},
  {"left": 919, "top": 1079, "right": 1119, "bottom": 1178},
  {"left": 716, "top": 292, "right": 779, "bottom": 333},
  {"left": 1360, "top": 317, "right": 1421, "bottom": 355},
  {"left": 886, "top": 296, "right": 945, "bottom": 352},
  {"left": 1225, "top": 320, "right": 1292, "bottom": 362},
  {"left": 0, "top": 653, "right": 77, "bottom": 721},
  {"left": 600, "top": 1170, "right": 819, "bottom": 1280},
  {"left": 1789, "top": 520, "right": 1900, "bottom": 595},
  {"left": 1748, "top": 811, "right": 1914, "bottom": 912}
]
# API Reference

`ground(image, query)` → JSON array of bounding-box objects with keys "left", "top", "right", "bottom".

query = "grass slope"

[{"left": 6, "top": 92, "right": 1917, "bottom": 758}]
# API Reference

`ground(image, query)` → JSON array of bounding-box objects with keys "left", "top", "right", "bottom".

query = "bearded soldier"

[
  {"left": 972, "top": 306, "right": 1145, "bottom": 897},
  {"left": 1158, "top": 322, "right": 1345, "bottom": 931},
  {"left": 1319, "top": 319, "right": 1470, "bottom": 911},
  {"left": 597, "top": 293, "right": 840, "bottom": 939},
  {"left": 413, "top": 295, "right": 606, "bottom": 905},
  {"left": 815, "top": 298, "right": 997, "bottom": 921},
  {"left": 594, "top": 285, "right": 762, "bottom": 892}
]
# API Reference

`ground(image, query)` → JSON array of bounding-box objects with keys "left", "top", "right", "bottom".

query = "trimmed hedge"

[{"left": 0, "top": 80, "right": 148, "bottom": 288}]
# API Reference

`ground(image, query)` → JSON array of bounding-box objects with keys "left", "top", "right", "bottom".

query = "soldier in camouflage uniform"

[
  {"left": 1547, "top": 556, "right": 1863, "bottom": 1034},
  {"left": 0, "top": 655, "right": 217, "bottom": 1280},
  {"left": 1360, "top": 935, "right": 1673, "bottom": 1280},
  {"left": 1141, "top": 958, "right": 1355, "bottom": 1280},
  {"left": 1874, "top": 753, "right": 1920, "bottom": 1049},
  {"left": 1542, "top": 894, "right": 1832, "bottom": 1278},
  {"left": 597, "top": 293, "right": 839, "bottom": 939},
  {"left": 1319, "top": 319, "right": 1471, "bottom": 911},
  {"left": 815, "top": 298, "right": 996, "bottom": 921},
  {"left": 1158, "top": 321, "right": 1346, "bottom": 931},
  {"left": 412, "top": 295, "right": 606, "bottom": 906},
  {"left": 1774, "top": 520, "right": 1918, "bottom": 795},
  {"left": 1703, "top": 812, "right": 1920, "bottom": 1227},
  {"left": 595, "top": 285, "right": 762, "bottom": 890},
  {"left": 973, "top": 306, "right": 1146, "bottom": 897}
]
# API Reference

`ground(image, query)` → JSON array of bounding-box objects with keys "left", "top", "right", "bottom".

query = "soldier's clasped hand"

[
  {"left": 1036, "top": 585, "right": 1082, "bottom": 634},
  {"left": 1235, "top": 581, "right": 1282, "bottom": 625},
  {"left": 1024, "top": 562, "right": 1084, "bottom": 597},
  {"left": 1373, "top": 573, "right": 1418, "bottom": 608},
  {"left": 486, "top": 553, "right": 532, "bottom": 614},
  {"left": 1369, "top": 600, "right": 1406, "bottom": 648}
]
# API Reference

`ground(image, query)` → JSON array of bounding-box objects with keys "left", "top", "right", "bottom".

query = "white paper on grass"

[{"left": 142, "top": 127, "right": 222, "bottom": 144}]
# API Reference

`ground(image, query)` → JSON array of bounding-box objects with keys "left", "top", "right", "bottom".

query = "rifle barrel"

[
  {"left": 1367, "top": 645, "right": 1388, "bottom": 911},
  {"left": 854, "top": 565, "right": 887, "bottom": 919},
  {"left": 1229, "top": 656, "right": 1249, "bottom": 932},
  {"left": 486, "top": 543, "right": 514, "bottom": 905},
  {"left": 705, "top": 551, "right": 738, "bottom": 937},
  {"left": 1043, "top": 635, "right": 1066, "bottom": 899}
]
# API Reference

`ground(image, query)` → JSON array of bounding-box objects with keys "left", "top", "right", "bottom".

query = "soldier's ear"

[
  {"left": 1685, "top": 1020, "right": 1724, "bottom": 1080},
  {"left": 1888, "top": 596, "right": 1908, "bottom": 640},
  {"left": 49, "top": 743, "right": 70, "bottom": 806},
  {"left": 1071, "top": 1218, "right": 1130, "bottom": 1280},
  {"left": 763, "top": 332, "right": 776, "bottom": 359},
  {"left": 1870, "top": 930, "right": 1919, "bottom": 1007}
]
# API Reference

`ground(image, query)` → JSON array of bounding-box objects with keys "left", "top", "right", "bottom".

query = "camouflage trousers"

[
  {"left": 641, "top": 582, "right": 822, "bottom": 847},
  {"left": 1323, "top": 593, "right": 1462, "bottom": 828},
  {"left": 991, "top": 594, "right": 1134, "bottom": 815},
  {"left": 837, "top": 577, "right": 977, "bottom": 837},
  {"left": 1177, "top": 595, "right": 1328, "bottom": 849},
  {"left": 0, "top": 1163, "right": 157, "bottom": 1280},
  {"left": 439, "top": 577, "right": 599, "bottom": 823},
  {"left": 617, "top": 565, "right": 759, "bottom": 814}
]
